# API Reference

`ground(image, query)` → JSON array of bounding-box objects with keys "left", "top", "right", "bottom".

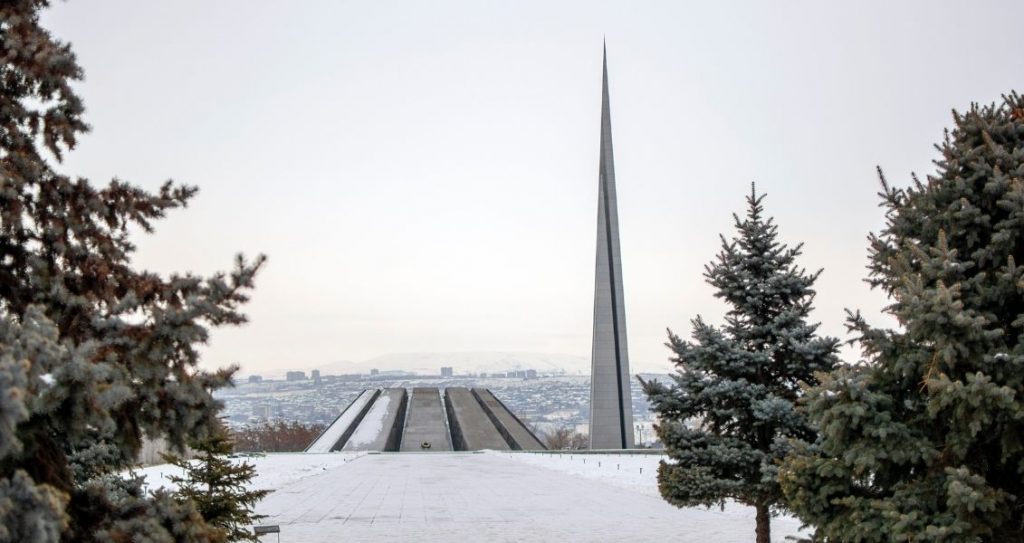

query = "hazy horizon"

[{"left": 42, "top": 1, "right": 1024, "bottom": 374}]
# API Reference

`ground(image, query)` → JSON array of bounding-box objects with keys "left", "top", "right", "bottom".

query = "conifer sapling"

[
  {"left": 165, "top": 425, "right": 270, "bottom": 542},
  {"left": 643, "top": 186, "right": 838, "bottom": 543}
]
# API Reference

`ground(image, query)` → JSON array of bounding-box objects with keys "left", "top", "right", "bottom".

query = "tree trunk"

[{"left": 755, "top": 504, "right": 770, "bottom": 543}]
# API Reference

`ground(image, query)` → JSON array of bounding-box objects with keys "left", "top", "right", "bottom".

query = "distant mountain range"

[{"left": 310, "top": 352, "right": 590, "bottom": 377}]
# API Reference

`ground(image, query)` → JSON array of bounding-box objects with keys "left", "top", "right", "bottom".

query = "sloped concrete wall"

[
  {"left": 472, "top": 388, "right": 546, "bottom": 451},
  {"left": 306, "top": 389, "right": 380, "bottom": 452},
  {"left": 343, "top": 388, "right": 407, "bottom": 452},
  {"left": 308, "top": 387, "right": 537, "bottom": 453},
  {"left": 444, "top": 387, "right": 510, "bottom": 451}
]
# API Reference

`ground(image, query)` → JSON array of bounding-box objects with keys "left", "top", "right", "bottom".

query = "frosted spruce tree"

[
  {"left": 166, "top": 426, "right": 269, "bottom": 542},
  {"left": 780, "top": 95, "right": 1024, "bottom": 541},
  {"left": 0, "top": 1, "right": 264, "bottom": 541},
  {"left": 643, "top": 187, "right": 839, "bottom": 543}
]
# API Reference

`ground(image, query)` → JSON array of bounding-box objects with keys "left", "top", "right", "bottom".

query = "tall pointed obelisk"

[{"left": 589, "top": 45, "right": 634, "bottom": 450}]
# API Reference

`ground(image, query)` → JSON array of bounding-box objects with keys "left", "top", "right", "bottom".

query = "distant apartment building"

[
  {"left": 248, "top": 375, "right": 263, "bottom": 384},
  {"left": 370, "top": 369, "right": 379, "bottom": 376},
  {"left": 526, "top": 369, "right": 538, "bottom": 379},
  {"left": 312, "top": 369, "right": 322, "bottom": 384},
  {"left": 286, "top": 371, "right": 307, "bottom": 381},
  {"left": 440, "top": 366, "right": 454, "bottom": 377}
]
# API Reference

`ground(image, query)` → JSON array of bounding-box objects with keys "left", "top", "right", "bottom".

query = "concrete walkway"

[{"left": 255, "top": 452, "right": 804, "bottom": 542}]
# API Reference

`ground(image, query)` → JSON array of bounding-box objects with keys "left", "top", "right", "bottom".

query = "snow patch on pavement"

[
  {"left": 500, "top": 451, "right": 810, "bottom": 541},
  {"left": 133, "top": 452, "right": 362, "bottom": 493},
  {"left": 499, "top": 450, "right": 665, "bottom": 497}
]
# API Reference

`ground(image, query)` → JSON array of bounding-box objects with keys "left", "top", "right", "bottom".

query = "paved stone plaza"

[{"left": 253, "top": 452, "right": 805, "bottom": 542}]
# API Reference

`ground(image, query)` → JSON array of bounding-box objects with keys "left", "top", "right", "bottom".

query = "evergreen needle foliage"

[
  {"left": 643, "top": 186, "right": 839, "bottom": 543},
  {"left": 780, "top": 94, "right": 1024, "bottom": 542},
  {"left": 165, "top": 428, "right": 270, "bottom": 542},
  {"left": 0, "top": 1, "right": 264, "bottom": 540}
]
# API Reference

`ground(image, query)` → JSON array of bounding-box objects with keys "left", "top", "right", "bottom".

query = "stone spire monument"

[{"left": 589, "top": 45, "right": 634, "bottom": 450}]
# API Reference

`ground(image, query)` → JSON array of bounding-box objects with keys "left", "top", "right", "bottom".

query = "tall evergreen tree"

[
  {"left": 643, "top": 187, "right": 839, "bottom": 543},
  {"left": 165, "top": 426, "right": 270, "bottom": 542},
  {"left": 780, "top": 94, "right": 1024, "bottom": 541},
  {"left": 0, "top": 1, "right": 264, "bottom": 540}
]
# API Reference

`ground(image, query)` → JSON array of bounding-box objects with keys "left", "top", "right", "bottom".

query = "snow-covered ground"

[
  {"left": 503, "top": 451, "right": 665, "bottom": 497},
  {"left": 505, "top": 451, "right": 808, "bottom": 539},
  {"left": 134, "top": 450, "right": 810, "bottom": 542},
  {"left": 134, "top": 452, "right": 362, "bottom": 493}
]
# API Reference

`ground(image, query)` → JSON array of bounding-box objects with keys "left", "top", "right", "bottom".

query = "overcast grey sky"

[{"left": 44, "top": 1, "right": 1024, "bottom": 374}]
